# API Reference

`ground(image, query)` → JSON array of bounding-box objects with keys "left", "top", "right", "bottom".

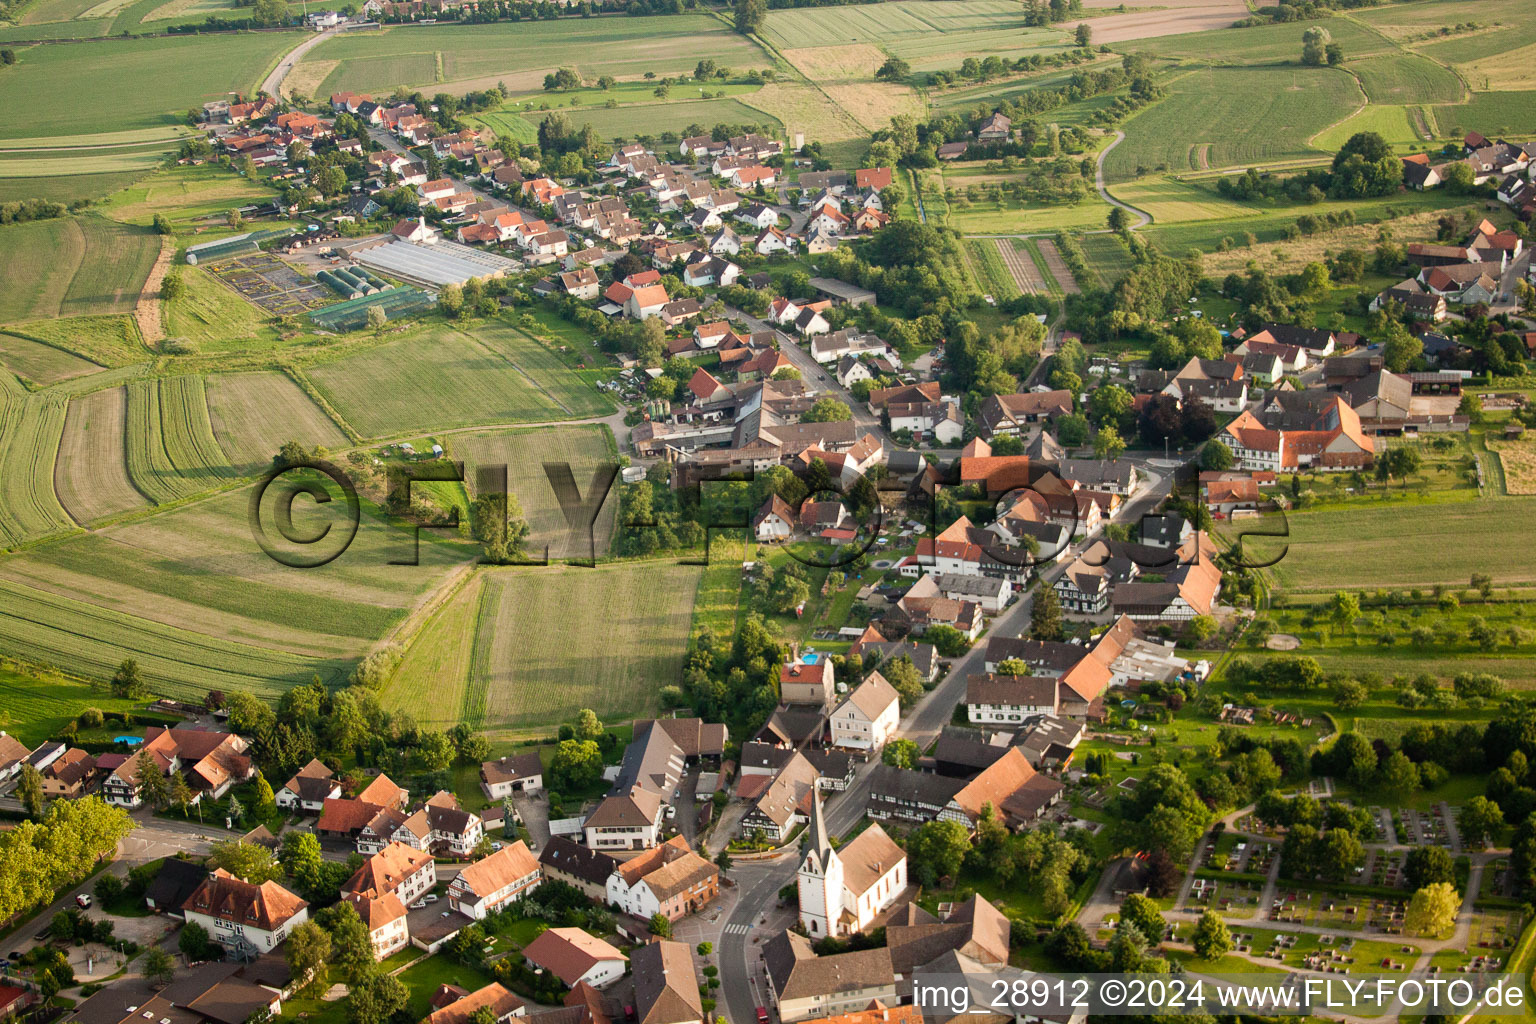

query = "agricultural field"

[
  {"left": 452, "top": 424, "right": 619, "bottom": 561},
  {"left": 1311, "top": 103, "right": 1424, "bottom": 152},
  {"left": 101, "top": 164, "right": 272, "bottom": 231},
  {"left": 299, "top": 16, "right": 766, "bottom": 97},
  {"left": 54, "top": 386, "right": 147, "bottom": 526},
  {"left": 123, "top": 376, "right": 238, "bottom": 505},
  {"left": 1078, "top": 232, "right": 1135, "bottom": 289},
  {"left": 540, "top": 98, "right": 778, "bottom": 144},
  {"left": 1105, "top": 66, "right": 1364, "bottom": 182},
  {"left": 384, "top": 571, "right": 484, "bottom": 732},
  {"left": 0, "top": 331, "right": 105, "bottom": 388},
  {"left": 0, "top": 216, "right": 158, "bottom": 325},
  {"left": 740, "top": 82, "right": 868, "bottom": 166},
  {"left": 475, "top": 320, "right": 613, "bottom": 419},
  {"left": 1346, "top": 53, "right": 1465, "bottom": 105},
  {"left": 0, "top": 376, "right": 72, "bottom": 549},
  {"left": 0, "top": 33, "right": 304, "bottom": 140},
  {"left": 304, "top": 322, "right": 575, "bottom": 439},
  {"left": 162, "top": 266, "right": 275, "bottom": 351},
  {"left": 762, "top": 0, "right": 1072, "bottom": 70},
  {"left": 1346, "top": 0, "right": 1529, "bottom": 44},
  {"left": 400, "top": 561, "right": 702, "bottom": 735},
  {"left": 1433, "top": 90, "right": 1536, "bottom": 137},
  {"left": 1132, "top": 16, "right": 1395, "bottom": 63},
  {"left": 204, "top": 370, "right": 349, "bottom": 470}
]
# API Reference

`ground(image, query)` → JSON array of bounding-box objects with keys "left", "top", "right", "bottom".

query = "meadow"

[
  {"left": 0, "top": 33, "right": 304, "bottom": 140},
  {"left": 54, "top": 386, "right": 146, "bottom": 526},
  {"left": 0, "top": 661, "right": 144, "bottom": 746},
  {"left": 162, "top": 266, "right": 274, "bottom": 351},
  {"left": 304, "top": 322, "right": 577, "bottom": 439},
  {"left": 101, "top": 164, "right": 272, "bottom": 231},
  {"left": 1311, "top": 103, "right": 1424, "bottom": 151},
  {"left": 536, "top": 97, "right": 777, "bottom": 143},
  {"left": 300, "top": 16, "right": 766, "bottom": 97},
  {"left": 408, "top": 561, "right": 702, "bottom": 735},
  {"left": 204, "top": 370, "right": 349, "bottom": 469},
  {"left": 1131, "top": 16, "right": 1394, "bottom": 63},
  {"left": 1104, "top": 66, "right": 1364, "bottom": 182},
  {"left": 383, "top": 571, "right": 483, "bottom": 732},
  {"left": 0, "top": 216, "right": 158, "bottom": 325},
  {"left": 451, "top": 423, "right": 619, "bottom": 561},
  {"left": 1346, "top": 53, "right": 1465, "bottom": 105},
  {"left": 0, "top": 376, "right": 72, "bottom": 548},
  {"left": 1433, "top": 90, "right": 1536, "bottom": 137},
  {"left": 0, "top": 331, "right": 104, "bottom": 388}
]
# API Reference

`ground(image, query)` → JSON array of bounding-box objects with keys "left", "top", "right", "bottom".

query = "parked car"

[
  {"left": 411, "top": 901, "right": 426, "bottom": 909},
  {"left": 757, "top": 1007, "right": 770, "bottom": 1024},
  {"left": 75, "top": 894, "right": 92, "bottom": 909},
  {"left": 423, "top": 894, "right": 439, "bottom": 903}
]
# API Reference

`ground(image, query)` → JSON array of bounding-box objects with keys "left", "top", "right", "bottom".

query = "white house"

[
  {"left": 181, "top": 870, "right": 309, "bottom": 956},
  {"left": 603, "top": 835, "right": 719, "bottom": 921},
  {"left": 755, "top": 227, "right": 796, "bottom": 255},
  {"left": 481, "top": 754, "right": 544, "bottom": 799},
  {"left": 753, "top": 494, "right": 796, "bottom": 542},
  {"left": 829, "top": 673, "right": 901, "bottom": 752},
  {"left": 797, "top": 791, "right": 906, "bottom": 938},
  {"left": 522, "top": 927, "right": 628, "bottom": 989},
  {"left": 583, "top": 789, "right": 665, "bottom": 851},
  {"left": 448, "top": 841, "right": 542, "bottom": 919},
  {"left": 276, "top": 759, "right": 341, "bottom": 813},
  {"left": 965, "top": 673, "right": 1060, "bottom": 725}
]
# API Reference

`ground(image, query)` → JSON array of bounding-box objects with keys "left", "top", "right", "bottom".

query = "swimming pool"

[{"left": 114, "top": 736, "right": 142, "bottom": 745}]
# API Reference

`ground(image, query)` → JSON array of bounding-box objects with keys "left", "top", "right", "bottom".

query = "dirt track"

[{"left": 135, "top": 235, "right": 173, "bottom": 348}]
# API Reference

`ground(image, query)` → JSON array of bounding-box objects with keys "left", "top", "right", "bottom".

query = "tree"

[
  {"left": 1201, "top": 439, "right": 1234, "bottom": 471},
  {"left": 1030, "top": 585, "right": 1064, "bottom": 641},
  {"left": 418, "top": 731, "right": 454, "bottom": 772},
  {"left": 112, "top": 658, "right": 147, "bottom": 699},
  {"left": 1074, "top": 22, "right": 1091, "bottom": 46},
  {"left": 179, "top": 921, "right": 218, "bottom": 962},
  {"left": 1107, "top": 207, "right": 1128, "bottom": 233},
  {"left": 16, "top": 765, "right": 43, "bottom": 818},
  {"left": 1186, "top": 614, "right": 1217, "bottom": 644},
  {"left": 1332, "top": 678, "right": 1368, "bottom": 709},
  {"left": 1120, "top": 893, "right": 1165, "bottom": 943},
  {"left": 347, "top": 972, "right": 409, "bottom": 1024},
  {"left": 1326, "top": 590, "right": 1361, "bottom": 631},
  {"left": 906, "top": 819, "right": 970, "bottom": 886},
  {"left": 286, "top": 920, "right": 333, "bottom": 990},
  {"left": 135, "top": 752, "right": 170, "bottom": 810},
  {"left": 152, "top": 213, "right": 172, "bottom": 235},
  {"left": 143, "top": 947, "right": 176, "bottom": 988},
  {"left": 438, "top": 283, "right": 464, "bottom": 318},
  {"left": 733, "top": 0, "right": 765, "bottom": 34},
  {"left": 168, "top": 773, "right": 194, "bottom": 814},
  {"left": 1325, "top": 41, "right": 1344, "bottom": 65},
  {"left": 1301, "top": 26, "right": 1331, "bottom": 66},
  {"left": 882, "top": 656, "right": 925, "bottom": 707},
  {"left": 1459, "top": 796, "right": 1503, "bottom": 849},
  {"left": 321, "top": 902, "right": 376, "bottom": 983},
  {"left": 1094, "top": 423, "right": 1126, "bottom": 461},
  {"left": 573, "top": 709, "right": 604, "bottom": 740},
  {"left": 801, "top": 398, "right": 852, "bottom": 423},
  {"left": 280, "top": 832, "right": 326, "bottom": 898},
  {"left": 209, "top": 840, "right": 281, "bottom": 883},
  {"left": 883, "top": 738, "right": 919, "bottom": 769},
  {"left": 1378, "top": 750, "right": 1421, "bottom": 798},
  {"left": 649, "top": 913, "right": 672, "bottom": 937},
  {"left": 714, "top": 850, "right": 731, "bottom": 875},
  {"left": 875, "top": 57, "right": 911, "bottom": 82},
  {"left": 1404, "top": 882, "right": 1459, "bottom": 939},
  {"left": 1405, "top": 846, "right": 1455, "bottom": 891},
  {"left": 1192, "top": 909, "right": 1232, "bottom": 960},
  {"left": 367, "top": 305, "right": 388, "bottom": 334},
  {"left": 550, "top": 739, "right": 603, "bottom": 790}
]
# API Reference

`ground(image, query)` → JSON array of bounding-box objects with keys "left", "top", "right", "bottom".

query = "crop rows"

[
  {"left": 125, "top": 376, "right": 235, "bottom": 506},
  {"left": 0, "top": 376, "right": 72, "bottom": 549}
]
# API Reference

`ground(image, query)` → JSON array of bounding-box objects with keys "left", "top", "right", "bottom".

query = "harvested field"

[
  {"left": 136, "top": 235, "right": 173, "bottom": 345},
  {"left": 1035, "top": 238, "right": 1081, "bottom": 295},
  {"left": 456, "top": 562, "right": 702, "bottom": 733},
  {"left": 996, "top": 238, "right": 1047, "bottom": 294},
  {"left": 820, "top": 81, "right": 924, "bottom": 133},
  {"left": 305, "top": 324, "right": 569, "bottom": 439},
  {"left": 453, "top": 424, "right": 618, "bottom": 561},
  {"left": 740, "top": 82, "right": 867, "bottom": 163},
  {"left": 1460, "top": 41, "right": 1536, "bottom": 91},
  {"left": 124, "top": 376, "right": 237, "bottom": 505},
  {"left": 0, "top": 216, "right": 158, "bottom": 324},
  {"left": 54, "top": 386, "right": 147, "bottom": 526},
  {"left": 782, "top": 43, "right": 887, "bottom": 80},
  {"left": 205, "top": 370, "right": 348, "bottom": 470},
  {"left": 1488, "top": 439, "right": 1536, "bottom": 495},
  {"left": 1197, "top": 206, "right": 1463, "bottom": 278},
  {"left": 0, "top": 331, "right": 103, "bottom": 387},
  {"left": 0, "top": 375, "right": 72, "bottom": 548}
]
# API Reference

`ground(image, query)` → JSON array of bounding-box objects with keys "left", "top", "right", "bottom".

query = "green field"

[
  {"left": 762, "top": 0, "right": 1070, "bottom": 68},
  {"left": 304, "top": 321, "right": 582, "bottom": 439},
  {"left": 1434, "top": 90, "right": 1536, "bottom": 137},
  {"left": 0, "top": 331, "right": 104, "bottom": 388},
  {"left": 1311, "top": 103, "right": 1423, "bottom": 151},
  {"left": 123, "top": 376, "right": 238, "bottom": 505},
  {"left": 1078, "top": 232, "right": 1136, "bottom": 289},
  {"left": 475, "top": 96, "right": 778, "bottom": 144},
  {"left": 1105, "top": 66, "right": 1364, "bottom": 182},
  {"left": 451, "top": 423, "right": 618, "bottom": 560},
  {"left": 300, "top": 16, "right": 766, "bottom": 96},
  {"left": 0, "top": 375, "right": 72, "bottom": 549},
  {"left": 204, "top": 370, "right": 349, "bottom": 470},
  {"left": 101, "top": 164, "right": 273, "bottom": 231},
  {"left": 1347, "top": 53, "right": 1465, "bottom": 105},
  {"left": 163, "top": 266, "right": 273, "bottom": 351},
  {"left": 0, "top": 215, "right": 159, "bottom": 324},
  {"left": 0, "top": 33, "right": 304, "bottom": 139},
  {"left": 383, "top": 561, "right": 701, "bottom": 735},
  {"left": 1131, "top": 16, "right": 1395, "bottom": 63},
  {"left": 6, "top": 315, "right": 148, "bottom": 368}
]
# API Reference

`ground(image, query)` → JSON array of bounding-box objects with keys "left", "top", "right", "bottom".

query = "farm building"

[{"left": 351, "top": 239, "right": 520, "bottom": 288}]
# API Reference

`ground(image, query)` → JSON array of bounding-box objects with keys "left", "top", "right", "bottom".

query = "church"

[{"left": 797, "top": 789, "right": 908, "bottom": 938}]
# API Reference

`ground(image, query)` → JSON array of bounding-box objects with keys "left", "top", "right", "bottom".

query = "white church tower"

[{"left": 797, "top": 787, "right": 843, "bottom": 938}]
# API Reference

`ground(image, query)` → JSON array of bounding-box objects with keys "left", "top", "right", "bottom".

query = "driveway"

[{"left": 512, "top": 793, "right": 551, "bottom": 850}]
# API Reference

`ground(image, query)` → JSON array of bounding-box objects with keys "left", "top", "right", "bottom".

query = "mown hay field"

[
  {"left": 305, "top": 323, "right": 570, "bottom": 439},
  {"left": 1347, "top": 53, "right": 1465, "bottom": 105},
  {"left": 0, "top": 33, "right": 304, "bottom": 139},
  {"left": 477, "top": 322, "right": 612, "bottom": 418},
  {"left": 304, "top": 16, "right": 765, "bottom": 96},
  {"left": 0, "top": 376, "right": 72, "bottom": 549},
  {"left": 457, "top": 562, "right": 702, "bottom": 734},
  {"left": 1105, "top": 67, "right": 1364, "bottom": 182},
  {"left": 1131, "top": 16, "right": 1394, "bottom": 62},
  {"left": 1415, "top": 15, "right": 1536, "bottom": 68},
  {"left": 453, "top": 424, "right": 618, "bottom": 561},
  {"left": 1253, "top": 496, "right": 1536, "bottom": 592},
  {"left": 0, "top": 216, "right": 158, "bottom": 324},
  {"left": 2, "top": 316, "right": 145, "bottom": 369},
  {"left": 124, "top": 376, "right": 238, "bottom": 505},
  {"left": 1487, "top": 439, "right": 1536, "bottom": 495},
  {"left": 1348, "top": 0, "right": 1529, "bottom": 42},
  {"left": 384, "top": 572, "right": 484, "bottom": 731},
  {"left": 0, "top": 332, "right": 103, "bottom": 387},
  {"left": 1457, "top": 42, "right": 1536, "bottom": 91},
  {"left": 762, "top": 0, "right": 1064, "bottom": 63},
  {"left": 55, "top": 386, "right": 147, "bottom": 526},
  {"left": 206, "top": 370, "right": 349, "bottom": 470},
  {"left": 740, "top": 82, "right": 868, "bottom": 165}
]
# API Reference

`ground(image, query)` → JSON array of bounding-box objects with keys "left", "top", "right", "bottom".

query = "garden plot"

[
  {"left": 208, "top": 253, "right": 331, "bottom": 316},
  {"left": 995, "top": 239, "right": 1047, "bottom": 294},
  {"left": 1035, "top": 238, "right": 1080, "bottom": 294}
]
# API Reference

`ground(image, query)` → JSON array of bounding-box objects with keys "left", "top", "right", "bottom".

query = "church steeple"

[{"left": 797, "top": 787, "right": 842, "bottom": 937}]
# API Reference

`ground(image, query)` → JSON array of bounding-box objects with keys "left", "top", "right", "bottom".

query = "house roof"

[
  {"left": 426, "top": 984, "right": 526, "bottom": 1024},
  {"left": 342, "top": 841, "right": 434, "bottom": 899},
  {"left": 836, "top": 823, "right": 904, "bottom": 898},
  {"left": 838, "top": 672, "right": 900, "bottom": 722},
  {"left": 585, "top": 790, "right": 662, "bottom": 829},
  {"left": 523, "top": 928, "right": 627, "bottom": 987},
  {"left": 181, "top": 870, "right": 307, "bottom": 932},
  {"left": 482, "top": 753, "right": 544, "bottom": 786},
  {"left": 456, "top": 841, "right": 539, "bottom": 899},
  {"left": 764, "top": 931, "right": 895, "bottom": 1002},
  {"left": 965, "top": 674, "right": 1057, "bottom": 708},
  {"left": 539, "top": 838, "right": 618, "bottom": 887},
  {"left": 631, "top": 941, "right": 703, "bottom": 1024},
  {"left": 952, "top": 748, "right": 1039, "bottom": 823},
  {"left": 356, "top": 773, "right": 407, "bottom": 808}
]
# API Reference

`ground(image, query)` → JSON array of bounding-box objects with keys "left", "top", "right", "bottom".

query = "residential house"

[
  {"left": 781, "top": 657, "right": 836, "bottom": 707},
  {"left": 630, "top": 941, "right": 704, "bottom": 1024},
  {"left": 605, "top": 834, "right": 719, "bottom": 921},
  {"left": 425, "top": 984, "right": 527, "bottom": 1024},
  {"left": 867, "top": 747, "right": 1062, "bottom": 829},
  {"left": 977, "top": 113, "right": 1012, "bottom": 142},
  {"left": 741, "top": 751, "right": 820, "bottom": 841},
  {"left": 481, "top": 754, "right": 544, "bottom": 799},
  {"left": 965, "top": 674, "right": 1059, "bottom": 724},
  {"left": 522, "top": 928, "right": 628, "bottom": 990},
  {"left": 763, "top": 932, "right": 898, "bottom": 1023},
  {"left": 40, "top": 749, "right": 96, "bottom": 800},
  {"left": 977, "top": 391, "right": 1074, "bottom": 438},
  {"left": 583, "top": 789, "right": 665, "bottom": 851},
  {"left": 339, "top": 842, "right": 436, "bottom": 959},
  {"left": 181, "top": 870, "right": 309, "bottom": 956},
  {"left": 538, "top": 839, "right": 617, "bottom": 903},
  {"left": 829, "top": 673, "right": 901, "bottom": 751},
  {"left": 276, "top": 759, "right": 340, "bottom": 813},
  {"left": 448, "top": 841, "right": 542, "bottom": 919}
]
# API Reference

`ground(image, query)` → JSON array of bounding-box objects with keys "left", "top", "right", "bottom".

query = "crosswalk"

[{"left": 723, "top": 923, "right": 751, "bottom": 936}]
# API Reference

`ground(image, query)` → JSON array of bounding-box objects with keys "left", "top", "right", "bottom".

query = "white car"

[
  {"left": 411, "top": 900, "right": 426, "bottom": 909},
  {"left": 423, "top": 894, "right": 439, "bottom": 903}
]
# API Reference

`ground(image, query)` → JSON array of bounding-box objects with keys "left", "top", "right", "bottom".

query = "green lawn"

[{"left": 0, "top": 662, "right": 144, "bottom": 746}]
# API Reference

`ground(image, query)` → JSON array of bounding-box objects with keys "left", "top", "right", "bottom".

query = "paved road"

[
  {"left": 719, "top": 458, "right": 1181, "bottom": 1024},
  {"left": 260, "top": 25, "right": 345, "bottom": 99},
  {"left": 1094, "top": 130, "right": 1152, "bottom": 230}
]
